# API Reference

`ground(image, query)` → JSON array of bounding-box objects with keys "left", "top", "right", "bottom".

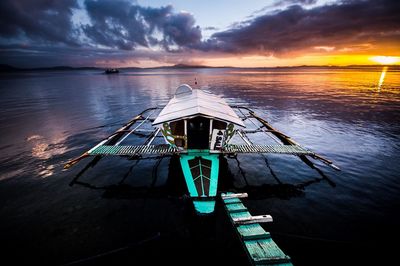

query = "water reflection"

[
  {"left": 27, "top": 134, "right": 67, "bottom": 178},
  {"left": 68, "top": 152, "right": 336, "bottom": 202},
  {"left": 0, "top": 68, "right": 400, "bottom": 265},
  {"left": 377, "top": 66, "right": 388, "bottom": 92}
]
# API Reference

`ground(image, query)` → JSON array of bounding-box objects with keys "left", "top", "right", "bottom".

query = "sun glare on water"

[
  {"left": 377, "top": 66, "right": 388, "bottom": 92},
  {"left": 368, "top": 56, "right": 399, "bottom": 92},
  {"left": 369, "top": 56, "right": 400, "bottom": 65}
]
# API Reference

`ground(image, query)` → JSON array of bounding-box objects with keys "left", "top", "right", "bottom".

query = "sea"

[{"left": 0, "top": 66, "right": 399, "bottom": 265}]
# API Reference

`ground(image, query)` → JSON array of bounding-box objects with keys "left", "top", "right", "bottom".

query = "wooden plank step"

[
  {"left": 245, "top": 238, "right": 291, "bottom": 264},
  {"left": 223, "top": 198, "right": 242, "bottom": 204},
  {"left": 229, "top": 211, "right": 252, "bottom": 220},
  {"left": 221, "top": 192, "right": 248, "bottom": 199},
  {"left": 233, "top": 215, "right": 273, "bottom": 225},
  {"left": 221, "top": 192, "right": 292, "bottom": 266},
  {"left": 226, "top": 203, "right": 247, "bottom": 213},
  {"left": 237, "top": 223, "right": 271, "bottom": 240}
]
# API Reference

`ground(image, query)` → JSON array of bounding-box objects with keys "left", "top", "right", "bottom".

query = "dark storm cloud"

[
  {"left": 0, "top": 43, "right": 204, "bottom": 68},
  {"left": 83, "top": 0, "right": 202, "bottom": 50},
  {"left": 0, "top": 0, "right": 79, "bottom": 45},
  {"left": 205, "top": 0, "right": 400, "bottom": 55},
  {"left": 0, "top": 43, "right": 161, "bottom": 67},
  {"left": 1, "top": 0, "right": 399, "bottom": 67},
  {"left": 0, "top": 0, "right": 201, "bottom": 51},
  {"left": 0, "top": 0, "right": 202, "bottom": 66}
]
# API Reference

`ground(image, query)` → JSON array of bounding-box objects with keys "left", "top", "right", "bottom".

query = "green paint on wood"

[
  {"left": 193, "top": 200, "right": 216, "bottom": 214},
  {"left": 89, "top": 145, "right": 179, "bottom": 155},
  {"left": 223, "top": 198, "right": 242, "bottom": 204},
  {"left": 180, "top": 155, "right": 198, "bottom": 197},
  {"left": 229, "top": 211, "right": 252, "bottom": 220},
  {"left": 245, "top": 239, "right": 291, "bottom": 264},
  {"left": 237, "top": 224, "right": 270, "bottom": 240},
  {"left": 226, "top": 203, "right": 247, "bottom": 213},
  {"left": 222, "top": 192, "right": 293, "bottom": 265},
  {"left": 225, "top": 123, "right": 235, "bottom": 144},
  {"left": 179, "top": 150, "right": 219, "bottom": 214},
  {"left": 161, "top": 122, "right": 175, "bottom": 146}
]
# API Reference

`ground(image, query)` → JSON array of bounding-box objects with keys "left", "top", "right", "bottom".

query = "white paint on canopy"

[{"left": 152, "top": 84, "right": 244, "bottom": 126}]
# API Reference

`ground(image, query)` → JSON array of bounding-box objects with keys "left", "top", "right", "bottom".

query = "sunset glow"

[
  {"left": 0, "top": 0, "right": 399, "bottom": 68},
  {"left": 369, "top": 56, "right": 400, "bottom": 65}
]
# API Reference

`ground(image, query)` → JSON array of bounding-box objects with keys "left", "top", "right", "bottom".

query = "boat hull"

[{"left": 179, "top": 150, "right": 219, "bottom": 214}]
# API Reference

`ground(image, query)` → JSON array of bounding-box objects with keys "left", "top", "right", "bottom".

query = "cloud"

[
  {"left": 205, "top": 0, "right": 400, "bottom": 55},
  {"left": 82, "top": 0, "right": 201, "bottom": 50},
  {"left": 0, "top": 0, "right": 202, "bottom": 51},
  {"left": 0, "top": 0, "right": 399, "bottom": 67},
  {"left": 203, "top": 26, "right": 218, "bottom": 31},
  {"left": 0, "top": 0, "right": 79, "bottom": 45},
  {"left": 273, "top": 0, "right": 317, "bottom": 7},
  {"left": 0, "top": 43, "right": 204, "bottom": 68}
]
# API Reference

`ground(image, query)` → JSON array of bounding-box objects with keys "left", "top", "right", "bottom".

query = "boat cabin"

[{"left": 153, "top": 84, "right": 244, "bottom": 151}]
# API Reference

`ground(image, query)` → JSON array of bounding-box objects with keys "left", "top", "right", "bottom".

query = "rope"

[
  {"left": 150, "top": 156, "right": 164, "bottom": 188},
  {"left": 263, "top": 156, "right": 281, "bottom": 185},
  {"left": 115, "top": 109, "right": 157, "bottom": 145},
  {"left": 238, "top": 107, "right": 282, "bottom": 144},
  {"left": 78, "top": 118, "right": 131, "bottom": 132},
  {"left": 233, "top": 155, "right": 249, "bottom": 186},
  {"left": 118, "top": 159, "right": 141, "bottom": 185},
  {"left": 231, "top": 118, "right": 283, "bottom": 185}
]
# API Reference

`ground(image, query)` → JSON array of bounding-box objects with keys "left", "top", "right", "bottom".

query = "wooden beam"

[
  {"left": 64, "top": 107, "right": 159, "bottom": 169},
  {"left": 249, "top": 111, "right": 340, "bottom": 171},
  {"left": 221, "top": 192, "right": 248, "bottom": 199},
  {"left": 233, "top": 215, "right": 273, "bottom": 225}
]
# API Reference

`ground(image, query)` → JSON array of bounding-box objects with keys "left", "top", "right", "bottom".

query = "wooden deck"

[
  {"left": 221, "top": 193, "right": 293, "bottom": 266},
  {"left": 89, "top": 144, "right": 179, "bottom": 155},
  {"left": 88, "top": 144, "right": 313, "bottom": 156},
  {"left": 223, "top": 144, "right": 313, "bottom": 155}
]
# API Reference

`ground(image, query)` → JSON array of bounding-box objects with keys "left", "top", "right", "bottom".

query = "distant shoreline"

[{"left": 0, "top": 63, "right": 398, "bottom": 73}]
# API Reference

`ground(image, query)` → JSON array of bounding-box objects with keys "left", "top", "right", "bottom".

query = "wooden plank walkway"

[
  {"left": 221, "top": 192, "right": 293, "bottom": 266},
  {"left": 89, "top": 144, "right": 313, "bottom": 156},
  {"left": 88, "top": 144, "right": 179, "bottom": 155},
  {"left": 223, "top": 144, "right": 313, "bottom": 155}
]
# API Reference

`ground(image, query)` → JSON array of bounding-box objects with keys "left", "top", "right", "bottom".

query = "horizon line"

[{"left": 1, "top": 63, "right": 399, "bottom": 71}]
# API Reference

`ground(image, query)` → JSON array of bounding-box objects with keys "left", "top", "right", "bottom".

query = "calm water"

[{"left": 0, "top": 67, "right": 399, "bottom": 265}]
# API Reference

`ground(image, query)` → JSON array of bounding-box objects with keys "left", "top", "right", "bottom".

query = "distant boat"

[{"left": 104, "top": 68, "right": 119, "bottom": 74}]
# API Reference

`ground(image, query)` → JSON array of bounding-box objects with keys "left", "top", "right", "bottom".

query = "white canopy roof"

[{"left": 153, "top": 84, "right": 244, "bottom": 127}]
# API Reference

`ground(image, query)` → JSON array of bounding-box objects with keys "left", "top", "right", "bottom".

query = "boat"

[
  {"left": 104, "top": 68, "right": 119, "bottom": 74},
  {"left": 64, "top": 84, "right": 340, "bottom": 215}
]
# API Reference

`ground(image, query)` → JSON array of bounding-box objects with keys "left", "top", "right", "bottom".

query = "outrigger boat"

[{"left": 64, "top": 84, "right": 340, "bottom": 215}]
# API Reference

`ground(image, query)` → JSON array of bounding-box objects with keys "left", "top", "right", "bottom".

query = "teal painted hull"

[{"left": 179, "top": 150, "right": 219, "bottom": 214}]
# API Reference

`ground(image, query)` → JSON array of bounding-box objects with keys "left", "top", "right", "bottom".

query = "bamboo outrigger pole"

[
  {"left": 64, "top": 107, "right": 159, "bottom": 169},
  {"left": 247, "top": 110, "right": 340, "bottom": 171}
]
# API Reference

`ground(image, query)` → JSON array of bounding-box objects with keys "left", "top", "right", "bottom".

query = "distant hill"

[
  {"left": 147, "top": 63, "right": 210, "bottom": 69},
  {"left": 37, "top": 66, "right": 99, "bottom": 71},
  {"left": 0, "top": 64, "right": 21, "bottom": 72},
  {"left": 0, "top": 64, "right": 398, "bottom": 73},
  {"left": 170, "top": 63, "right": 209, "bottom": 68},
  {"left": 0, "top": 65, "right": 100, "bottom": 72},
  {"left": 0, "top": 64, "right": 209, "bottom": 72}
]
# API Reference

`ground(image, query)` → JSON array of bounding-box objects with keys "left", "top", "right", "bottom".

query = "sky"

[{"left": 0, "top": 0, "right": 399, "bottom": 68}]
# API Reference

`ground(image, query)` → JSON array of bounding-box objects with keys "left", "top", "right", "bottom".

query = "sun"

[{"left": 369, "top": 56, "right": 400, "bottom": 65}]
